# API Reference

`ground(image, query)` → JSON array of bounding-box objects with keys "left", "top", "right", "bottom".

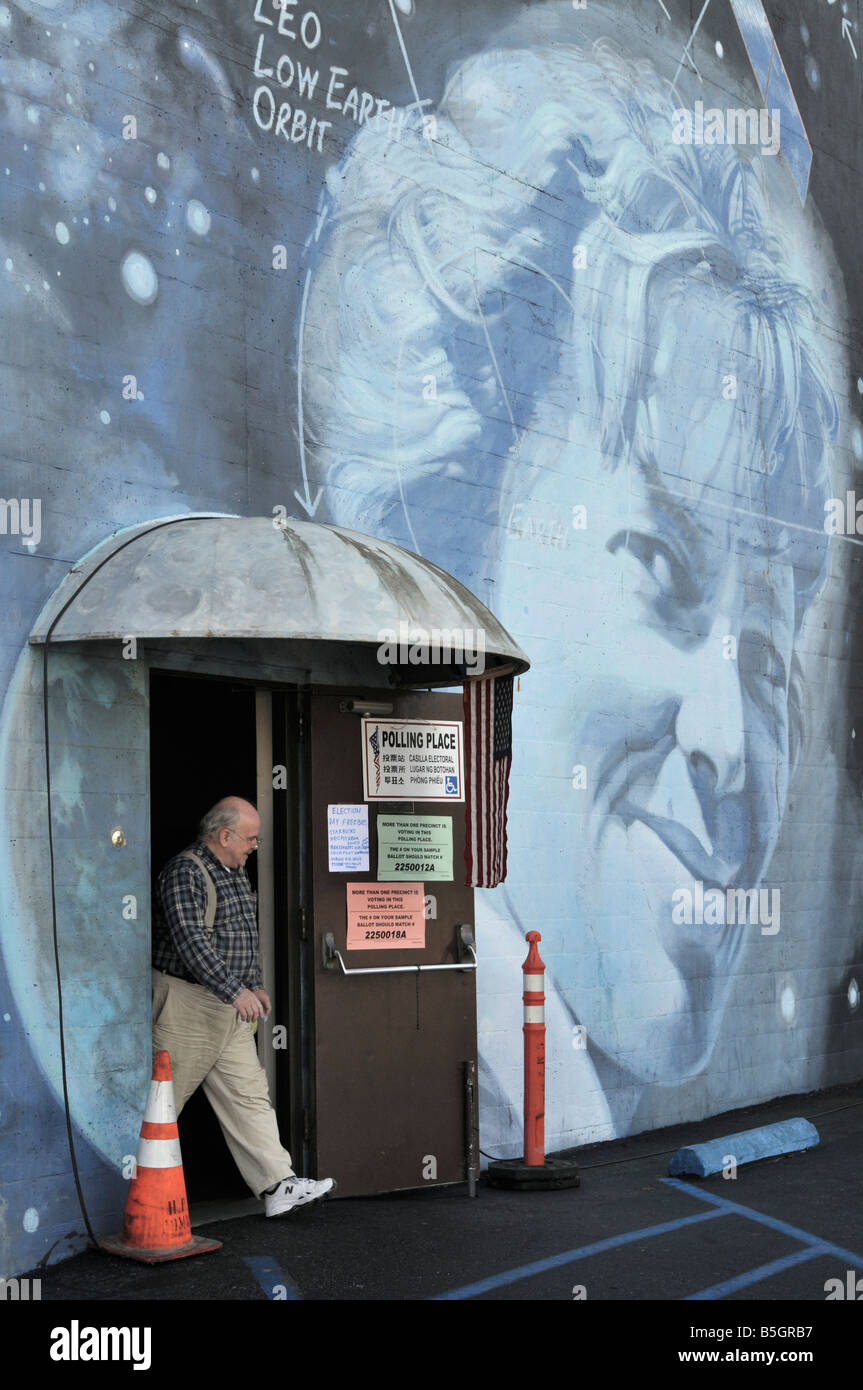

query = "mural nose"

[{"left": 674, "top": 653, "right": 746, "bottom": 801}]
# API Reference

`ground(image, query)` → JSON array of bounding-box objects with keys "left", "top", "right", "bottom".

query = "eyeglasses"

[{"left": 230, "top": 831, "right": 262, "bottom": 846}]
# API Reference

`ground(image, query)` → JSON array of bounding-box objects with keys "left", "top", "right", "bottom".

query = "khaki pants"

[{"left": 151, "top": 968, "right": 294, "bottom": 1198}]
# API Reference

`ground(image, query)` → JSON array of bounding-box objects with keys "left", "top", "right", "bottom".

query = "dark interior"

[{"left": 149, "top": 668, "right": 258, "bottom": 1202}]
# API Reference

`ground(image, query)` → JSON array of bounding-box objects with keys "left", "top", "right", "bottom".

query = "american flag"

[
  {"left": 463, "top": 673, "right": 514, "bottom": 888},
  {"left": 369, "top": 725, "right": 381, "bottom": 793}
]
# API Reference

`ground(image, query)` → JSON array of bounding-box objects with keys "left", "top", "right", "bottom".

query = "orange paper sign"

[{"left": 346, "top": 882, "right": 426, "bottom": 950}]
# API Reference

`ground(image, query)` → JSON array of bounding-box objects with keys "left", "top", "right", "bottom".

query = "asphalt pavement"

[{"left": 14, "top": 1080, "right": 863, "bottom": 1371}]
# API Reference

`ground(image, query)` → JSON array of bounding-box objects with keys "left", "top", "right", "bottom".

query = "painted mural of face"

[
  {"left": 496, "top": 276, "right": 807, "bottom": 1084},
  {"left": 299, "top": 37, "right": 838, "bottom": 1107}
]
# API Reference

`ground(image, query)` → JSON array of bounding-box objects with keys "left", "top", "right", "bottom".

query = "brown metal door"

[{"left": 309, "top": 689, "right": 477, "bottom": 1196}]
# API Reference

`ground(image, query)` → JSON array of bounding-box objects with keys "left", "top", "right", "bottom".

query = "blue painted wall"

[{"left": 2, "top": 0, "right": 863, "bottom": 1275}]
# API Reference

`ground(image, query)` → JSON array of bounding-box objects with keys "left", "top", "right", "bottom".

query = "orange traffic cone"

[{"left": 100, "top": 1050, "right": 222, "bottom": 1262}]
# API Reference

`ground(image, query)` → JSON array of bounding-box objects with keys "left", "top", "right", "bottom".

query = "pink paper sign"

[{"left": 346, "top": 882, "right": 426, "bottom": 950}]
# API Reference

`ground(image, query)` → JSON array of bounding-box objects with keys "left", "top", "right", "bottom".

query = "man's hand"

[
  {"left": 253, "top": 988, "right": 272, "bottom": 1020},
  {"left": 233, "top": 987, "right": 266, "bottom": 1022}
]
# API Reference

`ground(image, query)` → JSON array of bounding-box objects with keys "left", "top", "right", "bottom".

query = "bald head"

[{"left": 200, "top": 797, "right": 260, "bottom": 869}]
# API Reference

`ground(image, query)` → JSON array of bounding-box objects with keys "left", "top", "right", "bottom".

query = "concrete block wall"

[{"left": 1, "top": 0, "right": 862, "bottom": 1273}]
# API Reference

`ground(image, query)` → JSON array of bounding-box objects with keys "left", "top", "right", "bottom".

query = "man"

[{"left": 152, "top": 795, "right": 335, "bottom": 1216}]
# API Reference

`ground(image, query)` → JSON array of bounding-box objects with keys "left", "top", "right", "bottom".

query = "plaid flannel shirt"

[{"left": 152, "top": 840, "right": 264, "bottom": 1005}]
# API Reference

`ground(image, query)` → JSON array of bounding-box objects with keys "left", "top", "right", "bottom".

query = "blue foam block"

[{"left": 669, "top": 1118, "right": 819, "bottom": 1177}]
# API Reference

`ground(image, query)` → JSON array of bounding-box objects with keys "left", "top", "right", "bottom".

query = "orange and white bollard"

[
  {"left": 487, "top": 931, "right": 581, "bottom": 1191},
  {"left": 523, "top": 931, "right": 546, "bottom": 1166}
]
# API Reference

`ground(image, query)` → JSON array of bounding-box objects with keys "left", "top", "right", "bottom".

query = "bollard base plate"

[{"left": 486, "top": 1156, "right": 581, "bottom": 1191}]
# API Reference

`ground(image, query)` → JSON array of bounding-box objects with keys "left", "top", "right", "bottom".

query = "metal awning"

[{"left": 29, "top": 513, "right": 529, "bottom": 683}]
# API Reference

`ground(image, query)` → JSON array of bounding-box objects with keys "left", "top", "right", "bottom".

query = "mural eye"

[
  {"left": 741, "top": 635, "right": 788, "bottom": 692},
  {"left": 608, "top": 530, "right": 682, "bottom": 598},
  {"left": 765, "top": 649, "right": 788, "bottom": 690},
  {"left": 744, "top": 636, "right": 789, "bottom": 692}
]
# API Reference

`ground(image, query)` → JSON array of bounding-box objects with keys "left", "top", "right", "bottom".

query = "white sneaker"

[{"left": 264, "top": 1175, "right": 336, "bottom": 1217}]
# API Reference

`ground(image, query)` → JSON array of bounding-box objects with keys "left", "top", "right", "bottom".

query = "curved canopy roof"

[{"left": 29, "top": 513, "right": 529, "bottom": 682}]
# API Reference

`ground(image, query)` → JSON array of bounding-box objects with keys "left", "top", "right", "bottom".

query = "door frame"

[{"left": 147, "top": 662, "right": 312, "bottom": 1180}]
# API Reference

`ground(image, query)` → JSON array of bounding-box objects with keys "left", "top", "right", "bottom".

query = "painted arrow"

[
  {"left": 293, "top": 267, "right": 323, "bottom": 518},
  {"left": 842, "top": 16, "right": 858, "bottom": 61}
]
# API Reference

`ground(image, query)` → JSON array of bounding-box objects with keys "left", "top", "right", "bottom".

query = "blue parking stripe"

[
  {"left": 661, "top": 1178, "right": 863, "bottom": 1270},
  {"left": 430, "top": 1207, "right": 727, "bottom": 1300},
  {"left": 685, "top": 1247, "right": 825, "bottom": 1300},
  {"left": 243, "top": 1255, "right": 302, "bottom": 1300}
]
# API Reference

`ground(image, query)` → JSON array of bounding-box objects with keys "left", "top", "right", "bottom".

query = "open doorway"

[{"left": 149, "top": 668, "right": 258, "bottom": 1202}]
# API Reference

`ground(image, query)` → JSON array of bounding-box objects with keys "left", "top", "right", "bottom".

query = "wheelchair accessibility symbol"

[{"left": 444, "top": 776, "right": 459, "bottom": 795}]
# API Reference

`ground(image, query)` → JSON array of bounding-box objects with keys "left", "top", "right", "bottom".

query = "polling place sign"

[{"left": 361, "top": 718, "right": 464, "bottom": 802}]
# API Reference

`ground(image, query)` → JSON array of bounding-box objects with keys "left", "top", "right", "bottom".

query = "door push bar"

[{"left": 322, "top": 924, "right": 477, "bottom": 975}]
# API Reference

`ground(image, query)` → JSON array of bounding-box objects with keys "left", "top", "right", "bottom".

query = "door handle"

[{"left": 322, "top": 924, "right": 477, "bottom": 974}]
